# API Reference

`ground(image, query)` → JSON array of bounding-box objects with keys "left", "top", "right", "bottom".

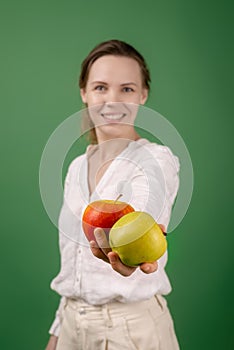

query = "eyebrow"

[
  {"left": 90, "top": 81, "right": 137, "bottom": 86},
  {"left": 121, "top": 82, "right": 137, "bottom": 86},
  {"left": 90, "top": 81, "right": 108, "bottom": 85}
]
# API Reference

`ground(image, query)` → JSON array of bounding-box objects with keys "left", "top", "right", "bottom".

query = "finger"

[
  {"left": 107, "top": 251, "right": 137, "bottom": 277},
  {"left": 94, "top": 228, "right": 112, "bottom": 255},
  {"left": 158, "top": 224, "right": 166, "bottom": 235},
  {"left": 90, "top": 240, "right": 110, "bottom": 263},
  {"left": 140, "top": 261, "right": 158, "bottom": 274}
]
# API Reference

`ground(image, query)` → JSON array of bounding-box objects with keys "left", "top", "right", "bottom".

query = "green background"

[{"left": 1, "top": 0, "right": 233, "bottom": 349}]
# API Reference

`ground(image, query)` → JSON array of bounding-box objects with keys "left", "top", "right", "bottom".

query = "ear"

[
  {"left": 80, "top": 88, "right": 87, "bottom": 104},
  {"left": 140, "top": 88, "right": 148, "bottom": 105}
]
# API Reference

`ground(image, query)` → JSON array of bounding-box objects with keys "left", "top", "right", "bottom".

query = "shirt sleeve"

[
  {"left": 125, "top": 144, "right": 179, "bottom": 270},
  {"left": 48, "top": 296, "right": 66, "bottom": 336},
  {"left": 128, "top": 144, "right": 180, "bottom": 232},
  {"left": 48, "top": 160, "right": 76, "bottom": 336}
]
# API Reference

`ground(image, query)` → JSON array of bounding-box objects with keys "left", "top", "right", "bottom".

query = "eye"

[
  {"left": 94, "top": 85, "right": 106, "bottom": 91},
  {"left": 122, "top": 87, "right": 134, "bottom": 92}
]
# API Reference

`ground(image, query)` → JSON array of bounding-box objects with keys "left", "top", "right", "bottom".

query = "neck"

[{"left": 95, "top": 129, "right": 141, "bottom": 161}]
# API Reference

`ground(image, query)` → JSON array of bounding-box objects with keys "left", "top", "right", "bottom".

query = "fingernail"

[
  {"left": 90, "top": 241, "right": 96, "bottom": 248},
  {"left": 95, "top": 232, "right": 102, "bottom": 239},
  {"left": 94, "top": 230, "right": 102, "bottom": 238}
]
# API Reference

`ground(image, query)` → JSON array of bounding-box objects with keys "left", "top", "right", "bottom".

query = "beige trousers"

[{"left": 56, "top": 295, "right": 180, "bottom": 350}]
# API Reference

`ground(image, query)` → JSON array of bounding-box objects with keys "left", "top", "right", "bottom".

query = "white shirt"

[{"left": 49, "top": 138, "right": 180, "bottom": 336}]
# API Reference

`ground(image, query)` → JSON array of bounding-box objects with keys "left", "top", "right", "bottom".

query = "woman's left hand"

[{"left": 90, "top": 228, "right": 158, "bottom": 277}]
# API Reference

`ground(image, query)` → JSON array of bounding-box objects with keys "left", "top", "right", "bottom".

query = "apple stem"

[{"left": 114, "top": 194, "right": 123, "bottom": 203}]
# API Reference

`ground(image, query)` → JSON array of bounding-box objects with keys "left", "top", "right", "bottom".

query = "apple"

[
  {"left": 82, "top": 197, "right": 135, "bottom": 243},
  {"left": 109, "top": 211, "right": 167, "bottom": 266}
]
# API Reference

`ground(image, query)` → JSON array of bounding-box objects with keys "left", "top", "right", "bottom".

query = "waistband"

[{"left": 65, "top": 294, "right": 167, "bottom": 316}]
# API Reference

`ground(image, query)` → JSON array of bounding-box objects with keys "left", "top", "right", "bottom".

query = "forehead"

[{"left": 88, "top": 55, "right": 142, "bottom": 83}]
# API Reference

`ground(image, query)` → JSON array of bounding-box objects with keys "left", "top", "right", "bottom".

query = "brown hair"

[{"left": 79, "top": 39, "right": 151, "bottom": 143}]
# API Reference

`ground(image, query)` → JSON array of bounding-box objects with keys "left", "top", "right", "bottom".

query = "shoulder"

[
  {"left": 136, "top": 139, "right": 180, "bottom": 172},
  {"left": 66, "top": 153, "right": 86, "bottom": 175},
  {"left": 65, "top": 143, "right": 97, "bottom": 176}
]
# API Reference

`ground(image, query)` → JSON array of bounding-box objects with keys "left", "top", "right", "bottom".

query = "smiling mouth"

[{"left": 101, "top": 113, "right": 126, "bottom": 121}]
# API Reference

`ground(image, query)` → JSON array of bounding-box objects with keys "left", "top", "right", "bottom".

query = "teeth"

[{"left": 101, "top": 113, "right": 125, "bottom": 120}]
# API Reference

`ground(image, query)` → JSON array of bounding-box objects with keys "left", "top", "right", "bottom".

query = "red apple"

[{"left": 82, "top": 197, "right": 135, "bottom": 242}]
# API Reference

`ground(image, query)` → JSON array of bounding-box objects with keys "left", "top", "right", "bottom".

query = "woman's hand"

[{"left": 90, "top": 227, "right": 165, "bottom": 277}]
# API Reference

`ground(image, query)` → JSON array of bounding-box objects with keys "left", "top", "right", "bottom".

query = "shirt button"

[{"left": 79, "top": 307, "right": 86, "bottom": 315}]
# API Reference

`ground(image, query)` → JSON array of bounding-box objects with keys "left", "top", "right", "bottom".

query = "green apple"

[{"left": 109, "top": 211, "right": 167, "bottom": 267}]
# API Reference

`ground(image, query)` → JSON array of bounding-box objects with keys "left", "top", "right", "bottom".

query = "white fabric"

[
  {"left": 56, "top": 295, "right": 180, "bottom": 349},
  {"left": 49, "top": 138, "right": 180, "bottom": 336}
]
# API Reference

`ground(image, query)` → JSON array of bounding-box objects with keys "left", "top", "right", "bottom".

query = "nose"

[{"left": 105, "top": 89, "right": 122, "bottom": 104}]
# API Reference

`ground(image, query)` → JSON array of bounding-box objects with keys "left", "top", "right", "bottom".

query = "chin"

[{"left": 97, "top": 124, "right": 136, "bottom": 141}]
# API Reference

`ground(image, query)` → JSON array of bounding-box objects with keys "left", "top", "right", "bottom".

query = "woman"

[{"left": 46, "top": 39, "right": 180, "bottom": 349}]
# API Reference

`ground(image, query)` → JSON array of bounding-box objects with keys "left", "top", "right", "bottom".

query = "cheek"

[
  {"left": 128, "top": 104, "right": 140, "bottom": 122},
  {"left": 86, "top": 103, "right": 104, "bottom": 124},
  {"left": 125, "top": 93, "right": 143, "bottom": 104},
  {"left": 87, "top": 94, "right": 104, "bottom": 106}
]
